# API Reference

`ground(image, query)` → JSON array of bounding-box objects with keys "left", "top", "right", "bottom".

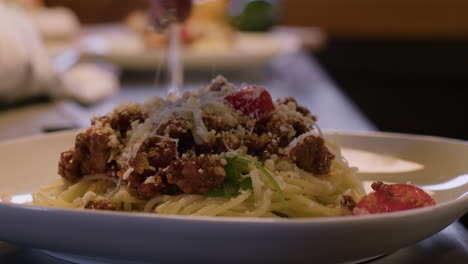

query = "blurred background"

[
  {"left": 45, "top": 0, "right": 468, "bottom": 140},
  {"left": 283, "top": 0, "right": 468, "bottom": 141},
  {"left": 1, "top": 0, "right": 466, "bottom": 141}
]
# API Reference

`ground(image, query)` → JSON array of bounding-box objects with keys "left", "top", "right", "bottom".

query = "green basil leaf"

[
  {"left": 240, "top": 177, "right": 253, "bottom": 190},
  {"left": 224, "top": 157, "right": 241, "bottom": 181},
  {"left": 205, "top": 188, "right": 225, "bottom": 197},
  {"left": 222, "top": 179, "right": 241, "bottom": 197},
  {"left": 205, "top": 155, "right": 284, "bottom": 208}
]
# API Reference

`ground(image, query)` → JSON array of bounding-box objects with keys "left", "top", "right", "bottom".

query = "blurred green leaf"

[{"left": 231, "top": 1, "right": 281, "bottom": 32}]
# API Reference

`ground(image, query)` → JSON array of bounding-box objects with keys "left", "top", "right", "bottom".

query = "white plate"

[
  {"left": 79, "top": 26, "right": 300, "bottom": 70},
  {"left": 0, "top": 131, "right": 467, "bottom": 264}
]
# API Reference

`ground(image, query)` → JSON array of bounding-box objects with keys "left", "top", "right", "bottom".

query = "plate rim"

[
  {"left": 0, "top": 129, "right": 467, "bottom": 225},
  {"left": 0, "top": 194, "right": 466, "bottom": 225}
]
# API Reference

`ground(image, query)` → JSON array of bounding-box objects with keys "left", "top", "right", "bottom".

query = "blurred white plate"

[
  {"left": 78, "top": 25, "right": 301, "bottom": 70},
  {"left": 0, "top": 131, "right": 467, "bottom": 264}
]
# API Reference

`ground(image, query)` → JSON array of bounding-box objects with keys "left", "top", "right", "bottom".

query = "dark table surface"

[{"left": 0, "top": 53, "right": 466, "bottom": 263}]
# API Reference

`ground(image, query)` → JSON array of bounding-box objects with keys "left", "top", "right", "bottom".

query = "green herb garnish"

[
  {"left": 205, "top": 157, "right": 253, "bottom": 197},
  {"left": 206, "top": 156, "right": 287, "bottom": 208}
]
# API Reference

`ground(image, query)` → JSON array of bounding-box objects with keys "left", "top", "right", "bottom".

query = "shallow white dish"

[
  {"left": 79, "top": 26, "right": 300, "bottom": 70},
  {"left": 0, "top": 130, "right": 467, "bottom": 264}
]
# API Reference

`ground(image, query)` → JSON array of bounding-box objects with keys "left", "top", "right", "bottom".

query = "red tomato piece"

[
  {"left": 353, "top": 181, "right": 435, "bottom": 215},
  {"left": 224, "top": 86, "right": 275, "bottom": 117}
]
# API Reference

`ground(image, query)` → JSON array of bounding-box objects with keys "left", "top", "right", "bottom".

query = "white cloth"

[
  {"left": 0, "top": 4, "right": 118, "bottom": 104},
  {"left": 0, "top": 4, "right": 56, "bottom": 102}
]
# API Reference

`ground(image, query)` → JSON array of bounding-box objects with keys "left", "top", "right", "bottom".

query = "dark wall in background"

[{"left": 315, "top": 40, "right": 468, "bottom": 141}]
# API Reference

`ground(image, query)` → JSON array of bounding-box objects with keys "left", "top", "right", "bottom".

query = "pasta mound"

[{"left": 33, "top": 76, "right": 364, "bottom": 218}]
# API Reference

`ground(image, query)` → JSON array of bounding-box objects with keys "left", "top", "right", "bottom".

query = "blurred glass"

[{"left": 148, "top": 0, "right": 192, "bottom": 31}]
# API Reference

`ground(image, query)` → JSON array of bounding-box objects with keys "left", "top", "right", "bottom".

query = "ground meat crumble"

[
  {"left": 341, "top": 195, "right": 357, "bottom": 212},
  {"left": 289, "top": 135, "right": 335, "bottom": 175},
  {"left": 85, "top": 199, "right": 116, "bottom": 210},
  {"left": 58, "top": 77, "right": 334, "bottom": 210}
]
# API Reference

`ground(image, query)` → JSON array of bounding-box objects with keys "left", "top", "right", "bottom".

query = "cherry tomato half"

[
  {"left": 353, "top": 181, "right": 435, "bottom": 215},
  {"left": 224, "top": 86, "right": 275, "bottom": 117}
]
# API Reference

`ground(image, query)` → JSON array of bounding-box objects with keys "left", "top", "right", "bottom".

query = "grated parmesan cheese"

[{"left": 122, "top": 167, "right": 134, "bottom": 180}]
